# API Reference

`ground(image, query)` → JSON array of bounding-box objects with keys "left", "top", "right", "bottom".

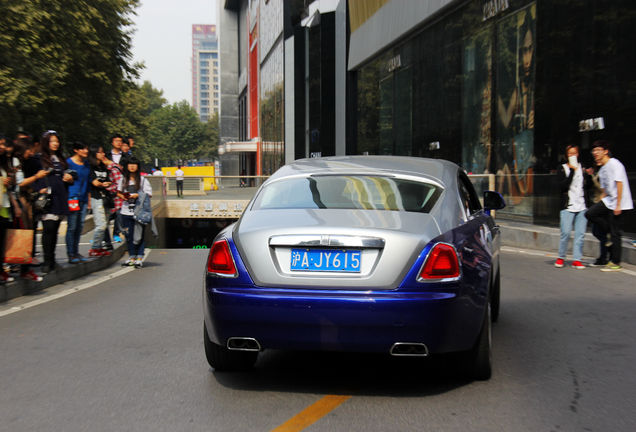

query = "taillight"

[
  {"left": 418, "top": 243, "right": 460, "bottom": 281},
  {"left": 207, "top": 239, "right": 238, "bottom": 277}
]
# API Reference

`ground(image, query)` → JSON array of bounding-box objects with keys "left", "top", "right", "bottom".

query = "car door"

[{"left": 452, "top": 171, "right": 493, "bottom": 303}]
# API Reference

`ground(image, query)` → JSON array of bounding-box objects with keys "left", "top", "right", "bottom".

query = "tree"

[
  {"left": 146, "top": 101, "right": 207, "bottom": 164},
  {"left": 106, "top": 80, "right": 167, "bottom": 163},
  {"left": 195, "top": 113, "right": 219, "bottom": 161},
  {"left": 0, "top": 0, "right": 140, "bottom": 145}
]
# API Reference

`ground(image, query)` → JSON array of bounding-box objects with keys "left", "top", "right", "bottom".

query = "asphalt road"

[{"left": 0, "top": 248, "right": 635, "bottom": 432}]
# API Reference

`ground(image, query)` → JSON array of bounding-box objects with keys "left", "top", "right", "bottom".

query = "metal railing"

[{"left": 144, "top": 175, "right": 271, "bottom": 196}]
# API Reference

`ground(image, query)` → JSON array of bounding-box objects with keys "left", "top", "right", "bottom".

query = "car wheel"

[
  {"left": 468, "top": 303, "right": 492, "bottom": 381},
  {"left": 491, "top": 269, "right": 500, "bottom": 323},
  {"left": 204, "top": 323, "right": 258, "bottom": 371}
]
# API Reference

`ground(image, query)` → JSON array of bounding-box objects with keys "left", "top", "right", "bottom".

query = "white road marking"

[
  {"left": 502, "top": 246, "right": 636, "bottom": 276},
  {"left": 501, "top": 246, "right": 554, "bottom": 257},
  {"left": 0, "top": 250, "right": 151, "bottom": 318}
]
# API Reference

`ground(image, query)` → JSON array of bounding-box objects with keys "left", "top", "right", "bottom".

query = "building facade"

[
  {"left": 192, "top": 24, "right": 219, "bottom": 122},
  {"left": 219, "top": 0, "right": 635, "bottom": 228},
  {"left": 348, "top": 0, "right": 636, "bottom": 228}
]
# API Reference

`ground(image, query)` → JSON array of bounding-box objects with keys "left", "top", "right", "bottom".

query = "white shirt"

[
  {"left": 118, "top": 176, "right": 152, "bottom": 216},
  {"left": 600, "top": 158, "right": 633, "bottom": 211},
  {"left": 562, "top": 163, "right": 586, "bottom": 212},
  {"left": 111, "top": 152, "right": 122, "bottom": 165},
  {"left": 152, "top": 170, "right": 163, "bottom": 176},
  {"left": 175, "top": 169, "right": 184, "bottom": 181}
]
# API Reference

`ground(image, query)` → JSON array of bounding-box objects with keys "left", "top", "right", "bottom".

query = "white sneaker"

[
  {"left": 122, "top": 258, "right": 134, "bottom": 267},
  {"left": 134, "top": 258, "right": 143, "bottom": 268}
]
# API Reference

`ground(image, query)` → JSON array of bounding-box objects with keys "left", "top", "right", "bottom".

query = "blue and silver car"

[{"left": 203, "top": 156, "right": 505, "bottom": 379}]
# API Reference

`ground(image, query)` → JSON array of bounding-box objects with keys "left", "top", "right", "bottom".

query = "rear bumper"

[{"left": 203, "top": 282, "right": 483, "bottom": 354}]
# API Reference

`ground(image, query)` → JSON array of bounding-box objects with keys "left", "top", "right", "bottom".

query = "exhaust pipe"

[
  {"left": 227, "top": 337, "right": 261, "bottom": 352},
  {"left": 390, "top": 342, "right": 429, "bottom": 357}
]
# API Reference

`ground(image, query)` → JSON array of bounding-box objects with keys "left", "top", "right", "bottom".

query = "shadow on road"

[{"left": 211, "top": 349, "right": 475, "bottom": 397}]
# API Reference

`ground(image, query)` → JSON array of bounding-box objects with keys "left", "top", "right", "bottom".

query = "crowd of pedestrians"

[{"left": 0, "top": 130, "right": 153, "bottom": 284}]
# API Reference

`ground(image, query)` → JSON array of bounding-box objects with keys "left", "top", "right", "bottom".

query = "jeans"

[
  {"left": 90, "top": 197, "right": 109, "bottom": 249},
  {"left": 66, "top": 201, "right": 88, "bottom": 257},
  {"left": 559, "top": 209, "right": 587, "bottom": 261},
  {"left": 120, "top": 214, "right": 145, "bottom": 258}
]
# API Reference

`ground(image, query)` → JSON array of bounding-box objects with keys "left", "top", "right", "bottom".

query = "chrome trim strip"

[{"left": 269, "top": 235, "right": 385, "bottom": 248}]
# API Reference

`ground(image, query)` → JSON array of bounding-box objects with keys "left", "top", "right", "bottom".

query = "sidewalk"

[
  {"left": 0, "top": 218, "right": 127, "bottom": 303},
  {"left": 498, "top": 220, "right": 636, "bottom": 266}
]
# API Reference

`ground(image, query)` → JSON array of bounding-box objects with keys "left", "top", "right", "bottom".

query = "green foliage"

[
  {"left": 146, "top": 101, "right": 218, "bottom": 164},
  {"left": 106, "top": 80, "right": 167, "bottom": 163},
  {"left": 0, "top": 0, "right": 218, "bottom": 165},
  {"left": 0, "top": 0, "right": 140, "bottom": 146}
]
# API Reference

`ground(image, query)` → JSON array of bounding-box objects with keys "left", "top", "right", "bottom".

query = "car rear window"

[{"left": 252, "top": 175, "right": 442, "bottom": 213}]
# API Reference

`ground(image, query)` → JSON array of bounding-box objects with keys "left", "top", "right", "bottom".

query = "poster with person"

[
  {"left": 462, "top": 28, "right": 493, "bottom": 174},
  {"left": 495, "top": 3, "right": 536, "bottom": 213}
]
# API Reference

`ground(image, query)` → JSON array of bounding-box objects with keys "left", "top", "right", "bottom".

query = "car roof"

[{"left": 267, "top": 156, "right": 459, "bottom": 186}]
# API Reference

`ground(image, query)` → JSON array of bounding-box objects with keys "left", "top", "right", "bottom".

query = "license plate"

[{"left": 290, "top": 249, "right": 362, "bottom": 272}]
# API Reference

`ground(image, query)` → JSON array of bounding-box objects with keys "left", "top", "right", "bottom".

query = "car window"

[
  {"left": 253, "top": 175, "right": 443, "bottom": 213},
  {"left": 457, "top": 172, "right": 482, "bottom": 216}
]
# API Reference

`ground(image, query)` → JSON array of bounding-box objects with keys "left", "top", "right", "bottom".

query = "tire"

[
  {"left": 491, "top": 269, "right": 500, "bottom": 323},
  {"left": 204, "top": 323, "right": 258, "bottom": 371},
  {"left": 467, "top": 303, "right": 492, "bottom": 381}
]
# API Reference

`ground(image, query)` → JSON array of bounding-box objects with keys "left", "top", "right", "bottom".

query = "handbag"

[
  {"left": 4, "top": 229, "right": 34, "bottom": 264},
  {"left": 102, "top": 191, "right": 115, "bottom": 209},
  {"left": 34, "top": 187, "right": 52, "bottom": 213},
  {"left": 68, "top": 197, "right": 80, "bottom": 212}
]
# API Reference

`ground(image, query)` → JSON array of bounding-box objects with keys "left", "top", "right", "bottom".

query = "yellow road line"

[{"left": 271, "top": 395, "right": 351, "bottom": 432}]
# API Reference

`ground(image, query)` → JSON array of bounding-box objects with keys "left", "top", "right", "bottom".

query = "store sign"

[
  {"left": 387, "top": 55, "right": 401, "bottom": 72},
  {"left": 483, "top": 0, "right": 510, "bottom": 21},
  {"left": 579, "top": 117, "right": 605, "bottom": 132}
]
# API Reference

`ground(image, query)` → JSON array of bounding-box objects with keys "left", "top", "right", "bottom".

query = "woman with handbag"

[
  {"left": 35, "top": 131, "right": 74, "bottom": 274},
  {"left": 88, "top": 145, "right": 114, "bottom": 256},
  {"left": 117, "top": 157, "right": 152, "bottom": 268},
  {"left": 12, "top": 138, "right": 48, "bottom": 281}
]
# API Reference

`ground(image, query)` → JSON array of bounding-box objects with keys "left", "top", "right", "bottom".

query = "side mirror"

[{"left": 483, "top": 191, "right": 506, "bottom": 215}]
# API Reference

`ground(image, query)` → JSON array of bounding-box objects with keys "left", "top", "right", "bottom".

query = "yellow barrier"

[{"left": 161, "top": 166, "right": 217, "bottom": 191}]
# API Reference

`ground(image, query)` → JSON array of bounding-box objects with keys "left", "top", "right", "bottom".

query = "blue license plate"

[{"left": 290, "top": 249, "right": 362, "bottom": 272}]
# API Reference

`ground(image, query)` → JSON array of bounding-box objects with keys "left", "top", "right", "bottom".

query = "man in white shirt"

[
  {"left": 175, "top": 165, "right": 185, "bottom": 198},
  {"left": 585, "top": 140, "right": 633, "bottom": 271}
]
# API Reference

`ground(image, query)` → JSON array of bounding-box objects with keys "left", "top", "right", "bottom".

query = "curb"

[
  {"left": 0, "top": 243, "right": 127, "bottom": 303},
  {"left": 499, "top": 221, "right": 636, "bottom": 265}
]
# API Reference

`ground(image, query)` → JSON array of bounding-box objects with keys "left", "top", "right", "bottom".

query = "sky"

[{"left": 130, "top": 0, "right": 218, "bottom": 105}]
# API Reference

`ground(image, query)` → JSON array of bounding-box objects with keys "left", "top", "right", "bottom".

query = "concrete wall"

[{"left": 219, "top": 1, "right": 240, "bottom": 147}]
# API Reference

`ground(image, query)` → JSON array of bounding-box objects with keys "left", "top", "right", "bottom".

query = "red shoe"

[
  {"left": 20, "top": 270, "right": 43, "bottom": 282},
  {"left": 88, "top": 248, "right": 102, "bottom": 257},
  {"left": 0, "top": 271, "right": 14, "bottom": 283},
  {"left": 99, "top": 249, "right": 112, "bottom": 256},
  {"left": 571, "top": 261, "right": 585, "bottom": 269},
  {"left": 554, "top": 258, "right": 565, "bottom": 268}
]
